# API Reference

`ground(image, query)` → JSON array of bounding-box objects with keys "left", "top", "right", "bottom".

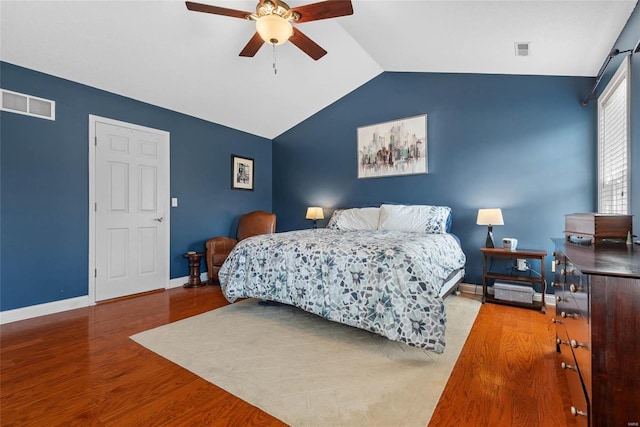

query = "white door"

[{"left": 93, "top": 119, "right": 169, "bottom": 301}]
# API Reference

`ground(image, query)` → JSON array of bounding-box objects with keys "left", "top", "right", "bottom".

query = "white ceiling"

[{"left": 1, "top": 0, "right": 637, "bottom": 139}]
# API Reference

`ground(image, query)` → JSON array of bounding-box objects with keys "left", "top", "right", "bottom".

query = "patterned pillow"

[
  {"left": 326, "top": 207, "right": 380, "bottom": 231},
  {"left": 377, "top": 204, "right": 451, "bottom": 234}
]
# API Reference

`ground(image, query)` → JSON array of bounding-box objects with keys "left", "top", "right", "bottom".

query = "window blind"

[{"left": 598, "top": 58, "right": 629, "bottom": 214}]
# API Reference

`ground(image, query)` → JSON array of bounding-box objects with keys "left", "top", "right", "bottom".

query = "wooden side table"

[
  {"left": 183, "top": 251, "right": 206, "bottom": 288},
  {"left": 481, "top": 247, "right": 547, "bottom": 313}
]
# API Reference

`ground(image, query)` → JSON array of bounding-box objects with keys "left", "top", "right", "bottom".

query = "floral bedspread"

[{"left": 219, "top": 229, "right": 466, "bottom": 353}]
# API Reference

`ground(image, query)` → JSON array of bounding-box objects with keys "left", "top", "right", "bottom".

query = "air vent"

[
  {"left": 514, "top": 42, "right": 531, "bottom": 57},
  {"left": 1, "top": 89, "right": 55, "bottom": 120}
]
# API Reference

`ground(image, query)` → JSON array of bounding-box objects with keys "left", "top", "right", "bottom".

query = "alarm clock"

[{"left": 503, "top": 238, "right": 518, "bottom": 250}]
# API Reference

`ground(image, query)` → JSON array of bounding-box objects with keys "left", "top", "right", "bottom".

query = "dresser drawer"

[
  {"left": 557, "top": 292, "right": 583, "bottom": 336},
  {"left": 553, "top": 252, "right": 570, "bottom": 350},
  {"left": 553, "top": 251, "right": 569, "bottom": 316},
  {"left": 557, "top": 329, "right": 589, "bottom": 426},
  {"left": 560, "top": 299, "right": 590, "bottom": 389},
  {"left": 564, "top": 264, "right": 591, "bottom": 397},
  {"left": 555, "top": 254, "right": 591, "bottom": 425},
  {"left": 554, "top": 283, "right": 570, "bottom": 340},
  {"left": 571, "top": 298, "right": 591, "bottom": 396}
]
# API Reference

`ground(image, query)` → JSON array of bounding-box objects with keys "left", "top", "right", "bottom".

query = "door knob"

[{"left": 153, "top": 217, "right": 164, "bottom": 222}]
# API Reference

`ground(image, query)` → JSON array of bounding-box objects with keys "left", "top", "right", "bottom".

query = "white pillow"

[
  {"left": 377, "top": 204, "right": 451, "bottom": 234},
  {"left": 326, "top": 207, "right": 380, "bottom": 231}
]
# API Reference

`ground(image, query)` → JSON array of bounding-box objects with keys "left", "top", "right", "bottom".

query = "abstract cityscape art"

[{"left": 357, "top": 115, "right": 428, "bottom": 179}]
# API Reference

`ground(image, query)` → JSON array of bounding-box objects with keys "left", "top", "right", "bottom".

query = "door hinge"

[
  {"left": 95, "top": 202, "right": 97, "bottom": 212},
  {"left": 94, "top": 268, "right": 97, "bottom": 278},
  {"left": 95, "top": 136, "right": 97, "bottom": 146}
]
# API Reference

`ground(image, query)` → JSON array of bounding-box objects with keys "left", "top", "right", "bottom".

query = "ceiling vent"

[
  {"left": 1, "top": 89, "right": 55, "bottom": 120},
  {"left": 514, "top": 42, "right": 531, "bottom": 57}
]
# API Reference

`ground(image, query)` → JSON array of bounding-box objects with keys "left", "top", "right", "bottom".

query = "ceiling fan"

[{"left": 185, "top": 0, "right": 353, "bottom": 60}]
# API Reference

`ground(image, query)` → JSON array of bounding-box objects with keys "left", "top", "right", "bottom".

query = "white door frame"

[{"left": 88, "top": 115, "right": 171, "bottom": 304}]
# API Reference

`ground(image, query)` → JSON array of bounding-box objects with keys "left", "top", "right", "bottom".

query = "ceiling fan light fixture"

[{"left": 256, "top": 14, "right": 293, "bottom": 45}]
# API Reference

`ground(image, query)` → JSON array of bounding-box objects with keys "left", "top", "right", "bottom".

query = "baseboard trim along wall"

[
  {"left": 1, "top": 278, "right": 549, "bottom": 325},
  {"left": 168, "top": 272, "right": 209, "bottom": 289},
  {"left": 1, "top": 273, "right": 209, "bottom": 324},
  {"left": 458, "top": 283, "right": 556, "bottom": 307},
  {"left": 0, "top": 295, "right": 90, "bottom": 325}
]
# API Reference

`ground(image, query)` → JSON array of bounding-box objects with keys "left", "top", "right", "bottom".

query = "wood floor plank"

[
  {"left": 1, "top": 286, "right": 573, "bottom": 426},
  {"left": 430, "top": 302, "right": 574, "bottom": 426}
]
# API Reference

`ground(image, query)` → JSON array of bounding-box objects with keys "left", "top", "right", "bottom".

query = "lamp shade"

[
  {"left": 256, "top": 14, "right": 293, "bottom": 45},
  {"left": 476, "top": 208, "right": 504, "bottom": 226},
  {"left": 305, "top": 207, "right": 324, "bottom": 220}
]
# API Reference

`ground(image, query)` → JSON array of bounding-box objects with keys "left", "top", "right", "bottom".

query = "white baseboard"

[
  {"left": 1, "top": 278, "right": 548, "bottom": 325},
  {"left": 168, "top": 276, "right": 187, "bottom": 289},
  {"left": 459, "top": 283, "right": 483, "bottom": 296},
  {"left": 458, "top": 283, "right": 556, "bottom": 307},
  {"left": 168, "top": 272, "right": 209, "bottom": 289},
  {"left": 2, "top": 273, "right": 210, "bottom": 324},
  {"left": 0, "top": 296, "right": 90, "bottom": 325}
]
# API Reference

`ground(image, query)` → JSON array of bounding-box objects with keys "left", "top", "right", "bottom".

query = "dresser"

[{"left": 552, "top": 238, "right": 640, "bottom": 426}]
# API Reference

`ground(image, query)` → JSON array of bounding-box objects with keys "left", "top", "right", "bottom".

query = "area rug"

[{"left": 131, "top": 295, "right": 481, "bottom": 427}]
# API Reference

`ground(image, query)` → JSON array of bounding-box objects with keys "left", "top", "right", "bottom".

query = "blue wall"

[
  {"left": 2, "top": 4, "right": 638, "bottom": 311},
  {"left": 0, "top": 62, "right": 272, "bottom": 311},
  {"left": 272, "top": 72, "right": 596, "bottom": 287}
]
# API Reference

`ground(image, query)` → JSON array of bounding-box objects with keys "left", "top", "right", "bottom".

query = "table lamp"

[
  {"left": 477, "top": 208, "right": 504, "bottom": 248},
  {"left": 305, "top": 207, "right": 324, "bottom": 229}
]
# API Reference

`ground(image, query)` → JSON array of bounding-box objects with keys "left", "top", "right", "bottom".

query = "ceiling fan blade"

[
  {"left": 239, "top": 32, "right": 265, "bottom": 57},
  {"left": 289, "top": 27, "right": 327, "bottom": 60},
  {"left": 290, "top": 0, "right": 353, "bottom": 23},
  {"left": 185, "top": 1, "right": 252, "bottom": 19}
]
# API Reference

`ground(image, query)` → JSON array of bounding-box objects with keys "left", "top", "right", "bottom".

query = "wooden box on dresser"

[{"left": 552, "top": 238, "right": 640, "bottom": 427}]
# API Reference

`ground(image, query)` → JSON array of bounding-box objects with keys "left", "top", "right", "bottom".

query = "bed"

[{"left": 218, "top": 204, "right": 466, "bottom": 353}]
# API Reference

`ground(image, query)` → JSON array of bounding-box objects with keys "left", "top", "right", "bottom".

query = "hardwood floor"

[
  {"left": 429, "top": 301, "right": 576, "bottom": 427},
  {"left": 1, "top": 286, "right": 575, "bottom": 426}
]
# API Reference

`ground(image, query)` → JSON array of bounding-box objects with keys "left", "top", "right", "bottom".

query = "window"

[{"left": 597, "top": 56, "right": 630, "bottom": 214}]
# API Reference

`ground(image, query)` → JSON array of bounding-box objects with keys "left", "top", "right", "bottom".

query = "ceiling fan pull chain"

[{"left": 272, "top": 42, "right": 277, "bottom": 75}]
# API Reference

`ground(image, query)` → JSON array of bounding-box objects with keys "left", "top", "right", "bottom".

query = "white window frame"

[{"left": 597, "top": 56, "right": 630, "bottom": 214}]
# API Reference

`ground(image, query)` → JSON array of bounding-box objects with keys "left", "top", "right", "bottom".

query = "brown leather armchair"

[{"left": 205, "top": 210, "right": 276, "bottom": 284}]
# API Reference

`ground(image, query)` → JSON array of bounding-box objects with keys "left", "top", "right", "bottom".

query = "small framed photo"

[{"left": 231, "top": 155, "right": 254, "bottom": 191}]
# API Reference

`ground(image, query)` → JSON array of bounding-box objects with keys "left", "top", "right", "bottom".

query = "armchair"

[{"left": 206, "top": 210, "right": 276, "bottom": 284}]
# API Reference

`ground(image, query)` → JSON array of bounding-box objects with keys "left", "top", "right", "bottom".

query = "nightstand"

[{"left": 480, "top": 247, "right": 547, "bottom": 313}]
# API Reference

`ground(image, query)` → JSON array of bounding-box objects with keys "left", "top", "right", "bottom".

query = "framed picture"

[
  {"left": 357, "top": 114, "right": 428, "bottom": 179},
  {"left": 231, "top": 155, "right": 254, "bottom": 191}
]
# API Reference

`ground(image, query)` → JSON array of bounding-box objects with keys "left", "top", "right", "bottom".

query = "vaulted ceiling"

[{"left": 1, "top": 1, "right": 637, "bottom": 139}]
